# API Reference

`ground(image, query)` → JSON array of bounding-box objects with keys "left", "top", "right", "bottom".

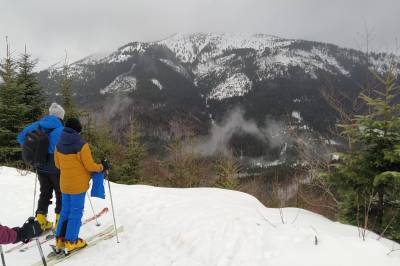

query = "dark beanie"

[{"left": 65, "top": 118, "right": 82, "bottom": 133}]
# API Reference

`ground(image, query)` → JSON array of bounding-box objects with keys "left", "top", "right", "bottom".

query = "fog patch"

[
  {"left": 103, "top": 93, "right": 134, "bottom": 121},
  {"left": 194, "top": 107, "right": 287, "bottom": 156}
]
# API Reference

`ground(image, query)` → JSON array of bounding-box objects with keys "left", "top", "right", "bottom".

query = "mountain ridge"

[
  {"left": 38, "top": 32, "right": 399, "bottom": 157},
  {"left": 44, "top": 32, "right": 397, "bottom": 102}
]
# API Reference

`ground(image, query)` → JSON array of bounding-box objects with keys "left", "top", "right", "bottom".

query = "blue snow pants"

[{"left": 56, "top": 192, "right": 85, "bottom": 242}]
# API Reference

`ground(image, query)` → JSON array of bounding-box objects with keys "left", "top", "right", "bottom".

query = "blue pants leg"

[
  {"left": 56, "top": 194, "right": 71, "bottom": 238},
  {"left": 65, "top": 192, "right": 85, "bottom": 242}
]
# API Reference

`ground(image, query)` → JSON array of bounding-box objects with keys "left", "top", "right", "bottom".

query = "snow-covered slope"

[
  {"left": 160, "top": 33, "right": 352, "bottom": 81},
  {"left": 160, "top": 33, "right": 293, "bottom": 64},
  {"left": 100, "top": 75, "right": 137, "bottom": 95},
  {"left": 2, "top": 167, "right": 399, "bottom": 266}
]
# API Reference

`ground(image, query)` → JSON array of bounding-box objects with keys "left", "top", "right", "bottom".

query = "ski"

[
  {"left": 46, "top": 225, "right": 114, "bottom": 259},
  {"left": 47, "top": 226, "right": 124, "bottom": 266},
  {"left": 6, "top": 207, "right": 109, "bottom": 254},
  {"left": 31, "top": 225, "right": 114, "bottom": 266},
  {"left": 31, "top": 225, "right": 123, "bottom": 266},
  {"left": 19, "top": 207, "right": 109, "bottom": 253}
]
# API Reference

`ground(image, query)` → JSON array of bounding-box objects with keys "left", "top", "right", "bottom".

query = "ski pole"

[
  {"left": 86, "top": 193, "right": 100, "bottom": 226},
  {"left": 27, "top": 217, "right": 46, "bottom": 266},
  {"left": 0, "top": 245, "right": 6, "bottom": 266},
  {"left": 0, "top": 221, "right": 5, "bottom": 266},
  {"left": 105, "top": 169, "right": 120, "bottom": 243},
  {"left": 32, "top": 170, "right": 38, "bottom": 217},
  {"left": 35, "top": 239, "right": 46, "bottom": 266}
]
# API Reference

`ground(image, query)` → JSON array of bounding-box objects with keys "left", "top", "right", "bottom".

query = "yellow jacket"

[{"left": 54, "top": 128, "right": 103, "bottom": 194}]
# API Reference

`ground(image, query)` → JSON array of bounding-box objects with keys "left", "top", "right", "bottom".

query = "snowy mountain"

[
  {"left": 38, "top": 33, "right": 400, "bottom": 156},
  {"left": 44, "top": 33, "right": 397, "bottom": 97},
  {"left": 160, "top": 33, "right": 352, "bottom": 84},
  {"left": 2, "top": 166, "right": 400, "bottom": 266}
]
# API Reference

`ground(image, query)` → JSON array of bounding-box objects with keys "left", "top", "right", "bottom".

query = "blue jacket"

[{"left": 18, "top": 115, "right": 64, "bottom": 174}]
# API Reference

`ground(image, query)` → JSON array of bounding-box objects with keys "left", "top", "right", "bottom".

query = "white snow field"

[{"left": 1, "top": 166, "right": 399, "bottom": 266}]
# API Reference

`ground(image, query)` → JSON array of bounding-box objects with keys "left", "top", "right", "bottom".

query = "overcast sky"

[{"left": 1, "top": 0, "right": 399, "bottom": 70}]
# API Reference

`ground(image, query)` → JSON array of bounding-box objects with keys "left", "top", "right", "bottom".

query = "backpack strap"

[{"left": 37, "top": 125, "right": 55, "bottom": 135}]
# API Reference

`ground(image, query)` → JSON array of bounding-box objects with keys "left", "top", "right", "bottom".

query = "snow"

[
  {"left": 324, "top": 139, "right": 340, "bottom": 146},
  {"left": 73, "top": 43, "right": 149, "bottom": 66},
  {"left": 256, "top": 47, "right": 349, "bottom": 80},
  {"left": 100, "top": 75, "right": 137, "bottom": 94},
  {"left": 291, "top": 111, "right": 303, "bottom": 122},
  {"left": 370, "top": 54, "right": 400, "bottom": 76},
  {"left": 193, "top": 55, "right": 233, "bottom": 78},
  {"left": 46, "top": 33, "right": 400, "bottom": 84},
  {"left": 160, "top": 33, "right": 293, "bottom": 64},
  {"left": 105, "top": 43, "right": 149, "bottom": 64},
  {"left": 44, "top": 33, "right": 400, "bottom": 102},
  {"left": 76, "top": 52, "right": 113, "bottom": 65},
  {"left": 312, "top": 48, "right": 350, "bottom": 76},
  {"left": 159, "top": 59, "right": 191, "bottom": 79},
  {"left": 160, "top": 33, "right": 351, "bottom": 80},
  {"left": 151, "top": 79, "right": 163, "bottom": 90},
  {"left": 209, "top": 73, "right": 252, "bottom": 100},
  {"left": 1, "top": 166, "right": 400, "bottom": 266}
]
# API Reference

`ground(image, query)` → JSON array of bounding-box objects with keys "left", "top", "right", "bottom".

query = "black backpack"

[{"left": 22, "top": 127, "right": 52, "bottom": 167}]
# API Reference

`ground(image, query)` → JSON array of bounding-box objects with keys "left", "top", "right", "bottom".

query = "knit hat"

[
  {"left": 48, "top": 103, "right": 65, "bottom": 120},
  {"left": 65, "top": 118, "right": 82, "bottom": 133}
]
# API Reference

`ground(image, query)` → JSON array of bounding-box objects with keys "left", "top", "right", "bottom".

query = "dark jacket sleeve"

[{"left": 0, "top": 225, "right": 17, "bottom": 244}]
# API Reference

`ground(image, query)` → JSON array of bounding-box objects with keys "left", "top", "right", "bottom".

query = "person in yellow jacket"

[{"left": 54, "top": 118, "right": 104, "bottom": 254}]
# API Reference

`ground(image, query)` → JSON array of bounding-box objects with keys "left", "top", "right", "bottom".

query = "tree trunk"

[{"left": 377, "top": 186, "right": 384, "bottom": 227}]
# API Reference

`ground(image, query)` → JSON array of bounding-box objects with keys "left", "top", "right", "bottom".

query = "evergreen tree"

[
  {"left": 60, "top": 59, "right": 78, "bottom": 119},
  {"left": 163, "top": 136, "right": 205, "bottom": 187},
  {"left": 324, "top": 68, "right": 400, "bottom": 241},
  {"left": 17, "top": 47, "right": 44, "bottom": 123},
  {"left": 80, "top": 114, "right": 124, "bottom": 182},
  {"left": 118, "top": 118, "right": 145, "bottom": 184},
  {"left": 0, "top": 39, "right": 26, "bottom": 165},
  {"left": 81, "top": 114, "right": 118, "bottom": 162},
  {"left": 214, "top": 154, "right": 241, "bottom": 190}
]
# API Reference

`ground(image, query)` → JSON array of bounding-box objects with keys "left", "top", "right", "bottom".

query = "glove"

[
  {"left": 101, "top": 159, "right": 110, "bottom": 171},
  {"left": 23, "top": 218, "right": 42, "bottom": 243},
  {"left": 15, "top": 218, "right": 43, "bottom": 243}
]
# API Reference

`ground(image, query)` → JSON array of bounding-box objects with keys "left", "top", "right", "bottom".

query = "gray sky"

[{"left": 1, "top": 0, "right": 399, "bottom": 70}]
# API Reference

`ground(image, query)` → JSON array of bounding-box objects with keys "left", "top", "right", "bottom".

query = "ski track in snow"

[{"left": 1, "top": 166, "right": 399, "bottom": 266}]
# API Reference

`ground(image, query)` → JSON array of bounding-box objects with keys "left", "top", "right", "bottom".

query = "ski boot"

[
  {"left": 36, "top": 213, "right": 53, "bottom": 231},
  {"left": 65, "top": 238, "right": 87, "bottom": 254},
  {"left": 55, "top": 237, "right": 65, "bottom": 253}
]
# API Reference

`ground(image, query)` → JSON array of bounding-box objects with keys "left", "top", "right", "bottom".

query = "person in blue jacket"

[{"left": 17, "top": 103, "right": 65, "bottom": 231}]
